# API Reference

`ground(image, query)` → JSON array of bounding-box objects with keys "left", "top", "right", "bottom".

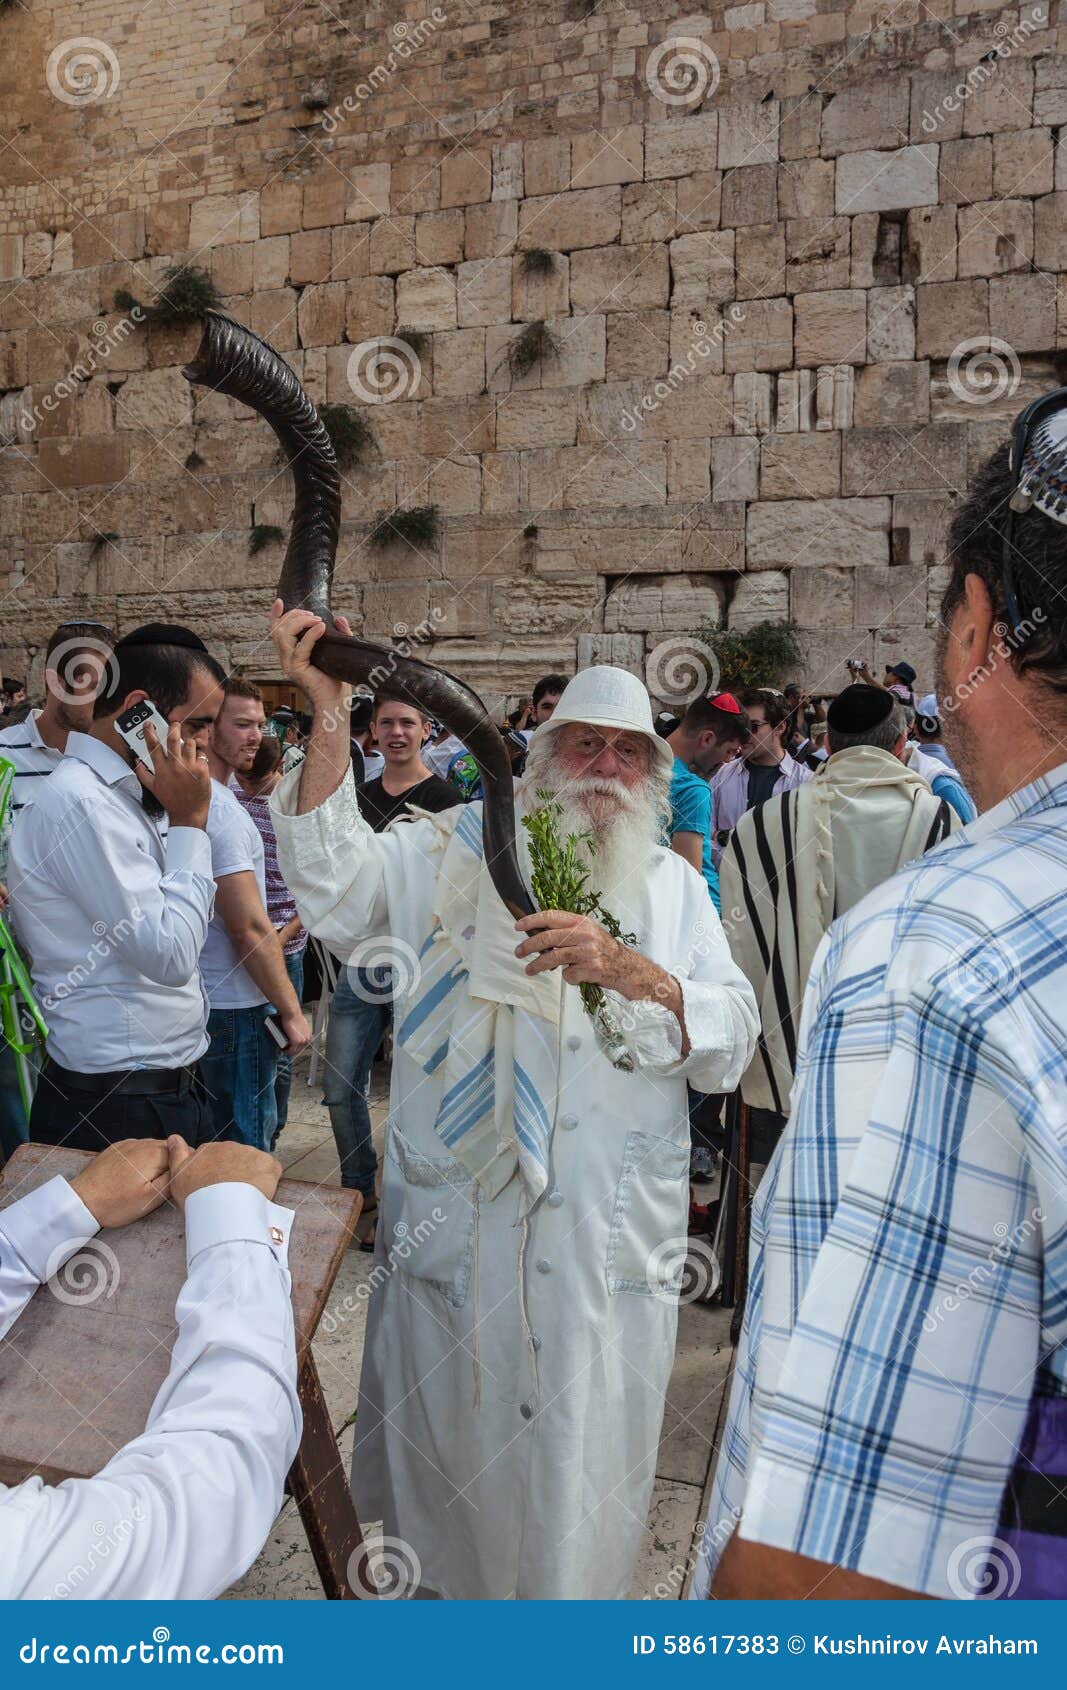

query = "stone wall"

[{"left": 0, "top": 0, "right": 1063, "bottom": 705}]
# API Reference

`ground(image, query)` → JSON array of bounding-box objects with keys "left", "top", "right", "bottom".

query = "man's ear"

[
  {"left": 116, "top": 688, "right": 149, "bottom": 716},
  {"left": 961, "top": 571, "right": 999, "bottom": 678}
]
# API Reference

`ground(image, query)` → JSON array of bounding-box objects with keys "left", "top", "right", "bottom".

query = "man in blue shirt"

[{"left": 665, "top": 693, "right": 750, "bottom": 912}]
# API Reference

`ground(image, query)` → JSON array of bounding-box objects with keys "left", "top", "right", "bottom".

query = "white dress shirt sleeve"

[
  {"left": 0, "top": 1181, "right": 302, "bottom": 1601},
  {"left": 0, "top": 1176, "right": 99, "bottom": 1341}
]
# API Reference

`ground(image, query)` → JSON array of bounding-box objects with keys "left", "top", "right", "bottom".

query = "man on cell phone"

[
  {"left": 8, "top": 624, "right": 225, "bottom": 1150},
  {"left": 200, "top": 678, "right": 312, "bottom": 1151}
]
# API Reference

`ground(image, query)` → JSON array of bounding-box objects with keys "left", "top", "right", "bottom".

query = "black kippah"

[
  {"left": 115, "top": 623, "right": 208, "bottom": 653},
  {"left": 827, "top": 683, "right": 895, "bottom": 734}
]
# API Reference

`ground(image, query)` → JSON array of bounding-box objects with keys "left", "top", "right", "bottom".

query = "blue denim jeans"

[
  {"left": 273, "top": 948, "right": 306, "bottom": 1142},
  {"left": 0, "top": 1036, "right": 31, "bottom": 1163},
  {"left": 322, "top": 966, "right": 391, "bottom": 1195},
  {"left": 200, "top": 1003, "right": 279, "bottom": 1151}
]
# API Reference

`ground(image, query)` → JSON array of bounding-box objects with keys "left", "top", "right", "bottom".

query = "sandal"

[{"left": 359, "top": 1222, "right": 377, "bottom": 1253}]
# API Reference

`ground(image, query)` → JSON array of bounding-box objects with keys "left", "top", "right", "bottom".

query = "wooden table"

[{"left": 0, "top": 1143, "right": 370, "bottom": 1599}]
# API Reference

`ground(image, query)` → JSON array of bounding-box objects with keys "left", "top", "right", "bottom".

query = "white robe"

[{"left": 271, "top": 768, "right": 757, "bottom": 1599}]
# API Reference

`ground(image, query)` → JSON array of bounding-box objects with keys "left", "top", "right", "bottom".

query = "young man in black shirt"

[{"left": 329, "top": 692, "right": 460, "bottom": 1244}]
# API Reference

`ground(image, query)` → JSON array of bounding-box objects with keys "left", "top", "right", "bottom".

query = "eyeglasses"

[{"left": 1003, "top": 384, "right": 1067, "bottom": 635}]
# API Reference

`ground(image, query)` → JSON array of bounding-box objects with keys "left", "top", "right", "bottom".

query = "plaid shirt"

[{"left": 696, "top": 761, "right": 1067, "bottom": 1600}]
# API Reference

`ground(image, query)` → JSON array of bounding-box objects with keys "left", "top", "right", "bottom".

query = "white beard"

[{"left": 518, "top": 734, "right": 669, "bottom": 920}]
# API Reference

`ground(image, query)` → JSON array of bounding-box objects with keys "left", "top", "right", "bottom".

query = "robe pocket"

[
  {"left": 384, "top": 1125, "right": 476, "bottom": 1308},
  {"left": 606, "top": 1129, "right": 690, "bottom": 1296}
]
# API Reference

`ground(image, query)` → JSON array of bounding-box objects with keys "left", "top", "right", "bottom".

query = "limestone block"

[
  {"left": 725, "top": 298, "right": 793, "bottom": 372},
  {"left": 456, "top": 256, "right": 512, "bottom": 328},
  {"left": 835, "top": 146, "right": 938, "bottom": 214},
  {"left": 676, "top": 171, "right": 723, "bottom": 234},
  {"left": 797, "top": 627, "right": 872, "bottom": 685},
  {"left": 867, "top": 285, "right": 915, "bottom": 362},
  {"left": 492, "top": 142, "right": 524, "bottom": 202},
  {"left": 622, "top": 182, "right": 678, "bottom": 245},
  {"left": 794, "top": 290, "right": 867, "bottom": 367},
  {"left": 115, "top": 368, "right": 193, "bottom": 432},
  {"left": 791, "top": 565, "right": 854, "bottom": 629},
  {"left": 853, "top": 360, "right": 930, "bottom": 428},
  {"left": 729, "top": 569, "right": 789, "bottom": 627},
  {"left": 523, "top": 137, "right": 571, "bottom": 197},
  {"left": 760, "top": 430, "right": 841, "bottom": 498},
  {"left": 815, "top": 365, "right": 853, "bottom": 435},
  {"left": 0, "top": 235, "right": 23, "bottom": 280},
  {"left": 569, "top": 243, "right": 669, "bottom": 314},
  {"left": 297, "top": 281, "right": 346, "bottom": 347},
  {"left": 988, "top": 273, "right": 1056, "bottom": 353},
  {"left": 416, "top": 210, "right": 465, "bottom": 267},
  {"left": 854, "top": 564, "right": 928, "bottom": 630},
  {"left": 189, "top": 192, "right": 259, "bottom": 248},
  {"left": 253, "top": 236, "right": 290, "bottom": 291},
  {"left": 571, "top": 126, "right": 643, "bottom": 188},
  {"left": 518, "top": 188, "right": 622, "bottom": 252},
  {"left": 346, "top": 275, "right": 395, "bottom": 340},
  {"left": 785, "top": 216, "right": 850, "bottom": 293},
  {"left": 1035, "top": 58, "right": 1067, "bottom": 127},
  {"left": 464, "top": 201, "right": 518, "bottom": 262},
  {"left": 606, "top": 310, "right": 670, "bottom": 380},
  {"left": 363, "top": 581, "right": 432, "bottom": 636},
  {"left": 50, "top": 231, "right": 73, "bottom": 274},
  {"left": 604, "top": 572, "right": 724, "bottom": 633},
  {"left": 645, "top": 113, "right": 719, "bottom": 180},
  {"left": 670, "top": 306, "right": 726, "bottom": 377},
  {"left": 775, "top": 368, "right": 815, "bottom": 432},
  {"left": 962, "top": 59, "right": 1034, "bottom": 137},
  {"left": 720, "top": 165, "right": 778, "bottom": 229},
  {"left": 395, "top": 267, "right": 457, "bottom": 330},
  {"left": 397, "top": 452, "right": 481, "bottom": 514},
  {"left": 290, "top": 229, "right": 332, "bottom": 286},
  {"left": 915, "top": 279, "right": 988, "bottom": 358},
  {"left": 747, "top": 496, "right": 891, "bottom": 569},
  {"left": 525, "top": 443, "right": 667, "bottom": 509},
  {"left": 34, "top": 270, "right": 98, "bottom": 327},
  {"left": 908, "top": 70, "right": 965, "bottom": 145},
  {"left": 23, "top": 231, "right": 52, "bottom": 278},
  {"left": 1034, "top": 192, "right": 1067, "bottom": 272},
  {"left": 779, "top": 94, "right": 822, "bottom": 160},
  {"left": 731, "top": 371, "right": 773, "bottom": 434},
  {"left": 345, "top": 165, "right": 391, "bottom": 223},
  {"left": 777, "top": 158, "right": 835, "bottom": 219},
  {"left": 417, "top": 397, "right": 494, "bottom": 458},
  {"left": 431, "top": 584, "right": 490, "bottom": 639},
  {"left": 874, "top": 627, "right": 935, "bottom": 688},
  {"left": 260, "top": 181, "right": 302, "bottom": 237},
  {"left": 432, "top": 328, "right": 486, "bottom": 397},
  {"left": 247, "top": 289, "right": 299, "bottom": 351},
  {"left": 669, "top": 230, "right": 735, "bottom": 307},
  {"left": 938, "top": 137, "right": 992, "bottom": 204},
  {"left": 957, "top": 200, "right": 1033, "bottom": 276},
  {"left": 37, "top": 438, "right": 130, "bottom": 490},
  {"left": 737, "top": 223, "right": 787, "bottom": 299},
  {"left": 440, "top": 150, "right": 492, "bottom": 209},
  {"left": 667, "top": 439, "right": 711, "bottom": 501},
  {"left": 302, "top": 175, "right": 345, "bottom": 230},
  {"left": 577, "top": 633, "right": 644, "bottom": 675},
  {"left": 390, "top": 160, "right": 441, "bottom": 216},
  {"left": 842, "top": 424, "right": 966, "bottom": 495},
  {"left": 496, "top": 391, "right": 579, "bottom": 451},
  {"left": 494, "top": 575, "right": 602, "bottom": 637},
  {"left": 820, "top": 81, "right": 910, "bottom": 157},
  {"left": 718, "top": 101, "right": 780, "bottom": 168},
  {"left": 512, "top": 253, "right": 570, "bottom": 322},
  {"left": 369, "top": 217, "right": 416, "bottom": 276},
  {"left": 903, "top": 205, "right": 958, "bottom": 285},
  {"left": 541, "top": 315, "right": 606, "bottom": 390}
]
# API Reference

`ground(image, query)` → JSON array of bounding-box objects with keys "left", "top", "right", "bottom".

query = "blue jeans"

[
  {"left": 0, "top": 1036, "right": 30, "bottom": 1163},
  {"left": 322, "top": 966, "right": 391, "bottom": 1195},
  {"left": 274, "top": 948, "right": 305, "bottom": 1141},
  {"left": 200, "top": 1003, "right": 279, "bottom": 1151}
]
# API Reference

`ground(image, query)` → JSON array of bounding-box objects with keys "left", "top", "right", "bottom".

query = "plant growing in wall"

[
  {"left": 114, "top": 264, "right": 222, "bottom": 325},
  {"left": 505, "top": 319, "right": 560, "bottom": 382},
  {"left": 89, "top": 531, "right": 119, "bottom": 555},
  {"left": 249, "top": 523, "right": 285, "bottom": 557},
  {"left": 368, "top": 505, "right": 440, "bottom": 552},
  {"left": 319, "top": 404, "right": 375, "bottom": 471},
  {"left": 394, "top": 325, "right": 430, "bottom": 358},
  {"left": 696, "top": 619, "right": 804, "bottom": 692},
  {"left": 520, "top": 248, "right": 555, "bottom": 277}
]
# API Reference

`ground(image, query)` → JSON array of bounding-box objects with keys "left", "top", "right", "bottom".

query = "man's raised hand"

[
  {"left": 268, "top": 599, "right": 355, "bottom": 718},
  {"left": 136, "top": 721, "right": 211, "bottom": 830},
  {"left": 70, "top": 1138, "right": 175, "bottom": 1229}
]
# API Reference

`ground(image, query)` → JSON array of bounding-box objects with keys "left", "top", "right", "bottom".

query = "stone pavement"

[{"left": 225, "top": 1053, "right": 734, "bottom": 1601}]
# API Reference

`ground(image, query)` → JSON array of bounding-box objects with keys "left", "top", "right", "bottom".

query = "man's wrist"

[{"left": 167, "top": 809, "right": 209, "bottom": 831}]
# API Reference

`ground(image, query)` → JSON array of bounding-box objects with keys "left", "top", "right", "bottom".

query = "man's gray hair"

[{"left": 827, "top": 700, "right": 909, "bottom": 755}]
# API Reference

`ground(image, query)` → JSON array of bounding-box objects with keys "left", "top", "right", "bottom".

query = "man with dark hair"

[
  {"left": 701, "top": 416, "right": 1067, "bottom": 1602},
  {"left": 709, "top": 686, "right": 811, "bottom": 865},
  {"left": 9, "top": 624, "right": 224, "bottom": 1149},
  {"left": 664, "top": 693, "right": 751, "bottom": 912},
  {"left": 203, "top": 678, "right": 311, "bottom": 1150},
  {"left": 530, "top": 672, "right": 569, "bottom": 727}
]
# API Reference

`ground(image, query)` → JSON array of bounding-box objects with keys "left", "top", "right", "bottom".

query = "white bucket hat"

[{"left": 535, "top": 665, "right": 674, "bottom": 779}]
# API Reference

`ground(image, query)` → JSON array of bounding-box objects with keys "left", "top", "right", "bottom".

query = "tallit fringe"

[
  {"left": 471, "top": 1192, "right": 482, "bottom": 1410},
  {"left": 517, "top": 1213, "right": 542, "bottom": 1418}
]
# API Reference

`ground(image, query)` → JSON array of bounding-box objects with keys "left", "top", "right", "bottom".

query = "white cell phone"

[
  {"left": 264, "top": 1014, "right": 288, "bottom": 1050},
  {"left": 115, "top": 699, "right": 171, "bottom": 771}
]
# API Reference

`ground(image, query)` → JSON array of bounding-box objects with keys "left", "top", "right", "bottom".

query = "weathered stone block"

[
  {"left": 606, "top": 310, "right": 670, "bottom": 380},
  {"left": 957, "top": 199, "right": 1033, "bottom": 276},
  {"left": 669, "top": 231, "right": 735, "bottom": 307},
  {"left": 302, "top": 175, "right": 346, "bottom": 230},
  {"left": 939, "top": 137, "right": 993, "bottom": 204},
  {"left": 821, "top": 81, "right": 910, "bottom": 157},
  {"left": 497, "top": 391, "right": 579, "bottom": 450},
  {"left": 622, "top": 182, "right": 678, "bottom": 245},
  {"left": 988, "top": 273, "right": 1057, "bottom": 353},
  {"left": 725, "top": 299, "right": 793, "bottom": 373},
  {"left": 297, "top": 281, "right": 346, "bottom": 347},
  {"left": 512, "top": 253, "right": 570, "bottom": 322},
  {"left": 760, "top": 431, "right": 840, "bottom": 498},
  {"left": 676, "top": 171, "right": 723, "bottom": 234},
  {"left": 115, "top": 368, "right": 193, "bottom": 432},
  {"left": 645, "top": 114, "right": 718, "bottom": 181},
  {"left": 464, "top": 200, "right": 518, "bottom": 262},
  {"left": 854, "top": 564, "right": 928, "bottom": 630},
  {"left": 416, "top": 210, "right": 465, "bottom": 267},
  {"left": 432, "top": 329, "right": 485, "bottom": 397},
  {"left": 523, "top": 137, "right": 571, "bottom": 197},
  {"left": 570, "top": 243, "right": 669, "bottom": 314},
  {"left": 441, "top": 150, "right": 492, "bottom": 209},
  {"left": 604, "top": 572, "right": 724, "bottom": 634},
  {"left": 395, "top": 267, "right": 457, "bottom": 330},
  {"left": 369, "top": 216, "right": 416, "bottom": 276},
  {"left": 785, "top": 216, "right": 850, "bottom": 293},
  {"left": 747, "top": 497, "right": 891, "bottom": 569},
  {"left": 777, "top": 157, "right": 835, "bottom": 220},
  {"left": 456, "top": 256, "right": 512, "bottom": 327},
  {"left": 492, "top": 142, "right": 524, "bottom": 202},
  {"left": 903, "top": 205, "right": 958, "bottom": 285},
  {"left": 791, "top": 565, "right": 854, "bottom": 629},
  {"left": 732, "top": 371, "right": 773, "bottom": 434},
  {"left": 260, "top": 181, "right": 302, "bottom": 238},
  {"left": 962, "top": 59, "right": 1034, "bottom": 138},
  {"left": 417, "top": 397, "right": 494, "bottom": 458},
  {"left": 835, "top": 146, "right": 938, "bottom": 214},
  {"left": 571, "top": 126, "right": 643, "bottom": 187},
  {"left": 518, "top": 188, "right": 622, "bottom": 252},
  {"left": 189, "top": 192, "right": 259, "bottom": 248},
  {"left": 853, "top": 360, "right": 930, "bottom": 428},
  {"left": 867, "top": 285, "right": 915, "bottom": 362},
  {"left": 290, "top": 229, "right": 332, "bottom": 286},
  {"left": 794, "top": 290, "right": 867, "bottom": 367},
  {"left": 346, "top": 275, "right": 395, "bottom": 340},
  {"left": 993, "top": 128, "right": 1054, "bottom": 198},
  {"left": 37, "top": 437, "right": 129, "bottom": 490},
  {"left": 1035, "top": 192, "right": 1067, "bottom": 272},
  {"left": 253, "top": 236, "right": 290, "bottom": 291},
  {"left": 718, "top": 101, "right": 780, "bottom": 168},
  {"left": 729, "top": 569, "right": 789, "bottom": 626},
  {"left": 842, "top": 424, "right": 967, "bottom": 494},
  {"left": 345, "top": 165, "right": 391, "bottom": 223}
]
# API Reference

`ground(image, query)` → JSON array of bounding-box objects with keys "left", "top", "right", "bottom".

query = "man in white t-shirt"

[{"left": 201, "top": 679, "right": 311, "bottom": 1149}]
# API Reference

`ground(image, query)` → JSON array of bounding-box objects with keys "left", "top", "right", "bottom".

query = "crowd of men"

[{"left": 0, "top": 417, "right": 1064, "bottom": 1602}]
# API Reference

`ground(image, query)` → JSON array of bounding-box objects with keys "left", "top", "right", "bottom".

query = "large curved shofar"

[{"left": 182, "top": 310, "right": 535, "bottom": 919}]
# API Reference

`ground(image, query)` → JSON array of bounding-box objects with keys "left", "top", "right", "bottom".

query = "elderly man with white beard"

[{"left": 267, "top": 604, "right": 757, "bottom": 1600}]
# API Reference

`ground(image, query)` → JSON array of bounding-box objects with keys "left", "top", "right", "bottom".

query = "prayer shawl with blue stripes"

[{"left": 395, "top": 802, "right": 562, "bottom": 1210}]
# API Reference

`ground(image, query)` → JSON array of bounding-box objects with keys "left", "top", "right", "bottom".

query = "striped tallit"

[{"left": 719, "top": 744, "right": 959, "bottom": 1113}]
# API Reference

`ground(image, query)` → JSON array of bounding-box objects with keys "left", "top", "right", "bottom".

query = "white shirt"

[
  {"left": 8, "top": 733, "right": 214, "bottom": 1073},
  {"left": 0, "top": 710, "right": 63, "bottom": 880},
  {"left": 422, "top": 734, "right": 464, "bottom": 779},
  {"left": 200, "top": 781, "right": 268, "bottom": 1011},
  {"left": 0, "top": 1175, "right": 300, "bottom": 1599}
]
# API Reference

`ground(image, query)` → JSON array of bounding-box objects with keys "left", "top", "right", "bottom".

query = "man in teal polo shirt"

[{"left": 665, "top": 693, "right": 750, "bottom": 913}]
